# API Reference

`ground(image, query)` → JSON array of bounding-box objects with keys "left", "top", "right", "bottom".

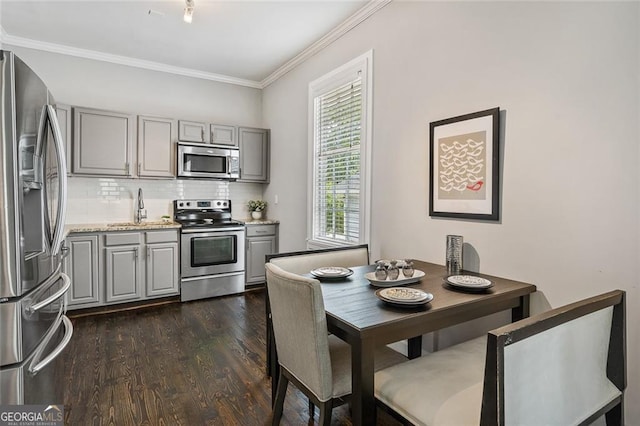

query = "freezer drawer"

[
  {"left": 0, "top": 273, "right": 70, "bottom": 367},
  {"left": 0, "top": 315, "right": 73, "bottom": 405}
]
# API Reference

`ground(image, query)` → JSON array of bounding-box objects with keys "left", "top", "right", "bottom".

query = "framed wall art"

[{"left": 429, "top": 107, "right": 500, "bottom": 221}]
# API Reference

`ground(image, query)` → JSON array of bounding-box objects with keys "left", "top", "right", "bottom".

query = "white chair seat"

[{"left": 374, "top": 336, "right": 486, "bottom": 426}]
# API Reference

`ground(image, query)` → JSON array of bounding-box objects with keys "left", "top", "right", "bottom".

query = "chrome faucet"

[{"left": 135, "top": 188, "right": 147, "bottom": 224}]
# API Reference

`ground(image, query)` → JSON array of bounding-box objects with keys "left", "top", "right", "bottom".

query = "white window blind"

[
  {"left": 308, "top": 51, "right": 372, "bottom": 248},
  {"left": 312, "top": 78, "right": 362, "bottom": 244}
]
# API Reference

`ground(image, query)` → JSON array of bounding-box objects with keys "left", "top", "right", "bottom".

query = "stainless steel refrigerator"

[{"left": 0, "top": 50, "right": 73, "bottom": 405}]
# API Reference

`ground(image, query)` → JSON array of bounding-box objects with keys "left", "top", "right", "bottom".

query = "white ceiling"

[{"left": 0, "top": 0, "right": 383, "bottom": 88}]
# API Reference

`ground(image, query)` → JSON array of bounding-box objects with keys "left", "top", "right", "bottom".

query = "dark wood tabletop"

[
  {"left": 320, "top": 261, "right": 535, "bottom": 343},
  {"left": 316, "top": 260, "right": 536, "bottom": 426}
]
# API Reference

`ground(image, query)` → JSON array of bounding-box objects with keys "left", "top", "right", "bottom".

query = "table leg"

[
  {"left": 512, "top": 294, "right": 531, "bottom": 322},
  {"left": 351, "top": 338, "right": 376, "bottom": 426},
  {"left": 407, "top": 336, "right": 422, "bottom": 359}
]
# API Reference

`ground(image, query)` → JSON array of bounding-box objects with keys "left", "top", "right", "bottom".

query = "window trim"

[{"left": 307, "top": 50, "right": 373, "bottom": 249}]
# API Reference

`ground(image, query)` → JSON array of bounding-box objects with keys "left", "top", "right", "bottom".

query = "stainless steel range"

[{"left": 174, "top": 199, "right": 245, "bottom": 302}]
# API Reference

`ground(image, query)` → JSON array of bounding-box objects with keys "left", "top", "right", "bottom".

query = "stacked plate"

[
  {"left": 375, "top": 287, "right": 433, "bottom": 308},
  {"left": 310, "top": 266, "right": 353, "bottom": 280},
  {"left": 445, "top": 275, "right": 493, "bottom": 291}
]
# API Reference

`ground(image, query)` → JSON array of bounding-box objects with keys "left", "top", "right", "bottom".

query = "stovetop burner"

[
  {"left": 177, "top": 218, "right": 244, "bottom": 229},
  {"left": 173, "top": 199, "right": 244, "bottom": 230}
]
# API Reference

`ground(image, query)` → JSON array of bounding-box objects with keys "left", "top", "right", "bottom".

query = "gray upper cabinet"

[
  {"left": 238, "top": 127, "right": 270, "bottom": 183},
  {"left": 55, "top": 104, "right": 72, "bottom": 175},
  {"left": 73, "top": 107, "right": 136, "bottom": 176},
  {"left": 138, "top": 116, "right": 176, "bottom": 178},
  {"left": 178, "top": 120, "right": 209, "bottom": 143},
  {"left": 210, "top": 124, "right": 237, "bottom": 146}
]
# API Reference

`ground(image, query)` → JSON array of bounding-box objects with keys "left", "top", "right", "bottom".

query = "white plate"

[
  {"left": 446, "top": 275, "right": 493, "bottom": 289},
  {"left": 365, "top": 270, "right": 425, "bottom": 287},
  {"left": 310, "top": 267, "right": 353, "bottom": 278},
  {"left": 375, "top": 288, "right": 434, "bottom": 306}
]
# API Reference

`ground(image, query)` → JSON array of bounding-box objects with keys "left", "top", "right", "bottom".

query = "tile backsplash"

[{"left": 66, "top": 177, "right": 263, "bottom": 224}]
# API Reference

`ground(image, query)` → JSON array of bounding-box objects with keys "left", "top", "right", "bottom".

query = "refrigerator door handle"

[
  {"left": 28, "top": 315, "right": 73, "bottom": 375},
  {"left": 45, "top": 104, "right": 68, "bottom": 256},
  {"left": 27, "top": 272, "right": 70, "bottom": 313}
]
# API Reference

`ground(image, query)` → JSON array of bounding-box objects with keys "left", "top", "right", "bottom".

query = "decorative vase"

[{"left": 251, "top": 211, "right": 263, "bottom": 220}]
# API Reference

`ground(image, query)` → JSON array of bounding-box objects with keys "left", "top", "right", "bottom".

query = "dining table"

[{"left": 265, "top": 259, "right": 536, "bottom": 426}]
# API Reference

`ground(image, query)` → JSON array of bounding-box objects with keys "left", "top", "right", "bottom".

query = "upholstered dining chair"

[
  {"left": 265, "top": 244, "right": 370, "bottom": 380},
  {"left": 266, "top": 243, "right": 369, "bottom": 275},
  {"left": 374, "top": 289, "right": 626, "bottom": 426},
  {"left": 266, "top": 262, "right": 405, "bottom": 425}
]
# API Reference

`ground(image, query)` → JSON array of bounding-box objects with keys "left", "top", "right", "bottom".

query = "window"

[{"left": 308, "top": 51, "right": 372, "bottom": 248}]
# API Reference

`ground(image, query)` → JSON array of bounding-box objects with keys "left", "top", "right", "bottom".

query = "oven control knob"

[
  {"left": 178, "top": 202, "right": 184, "bottom": 208},
  {"left": 186, "top": 202, "right": 191, "bottom": 207},
  {"left": 216, "top": 201, "right": 221, "bottom": 206}
]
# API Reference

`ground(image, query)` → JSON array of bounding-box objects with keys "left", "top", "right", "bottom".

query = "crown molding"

[
  {"left": 0, "top": 32, "right": 263, "bottom": 89},
  {"left": 0, "top": 0, "right": 390, "bottom": 90},
  {"left": 260, "top": 0, "right": 392, "bottom": 88}
]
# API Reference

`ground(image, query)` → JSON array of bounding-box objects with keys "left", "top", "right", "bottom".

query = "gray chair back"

[
  {"left": 480, "top": 289, "right": 625, "bottom": 425},
  {"left": 266, "top": 244, "right": 369, "bottom": 275},
  {"left": 265, "top": 262, "right": 334, "bottom": 402}
]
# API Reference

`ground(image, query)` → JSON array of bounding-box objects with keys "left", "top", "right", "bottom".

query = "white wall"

[
  {"left": 6, "top": 46, "right": 264, "bottom": 221},
  {"left": 263, "top": 1, "right": 639, "bottom": 422}
]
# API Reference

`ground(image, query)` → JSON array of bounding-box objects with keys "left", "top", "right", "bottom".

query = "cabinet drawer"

[
  {"left": 146, "top": 230, "right": 178, "bottom": 244},
  {"left": 246, "top": 225, "right": 276, "bottom": 237},
  {"left": 104, "top": 232, "right": 141, "bottom": 246}
]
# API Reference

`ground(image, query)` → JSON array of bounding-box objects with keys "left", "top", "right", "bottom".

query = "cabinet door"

[
  {"left": 104, "top": 245, "right": 142, "bottom": 303},
  {"left": 63, "top": 235, "right": 100, "bottom": 308},
  {"left": 246, "top": 236, "right": 277, "bottom": 284},
  {"left": 146, "top": 242, "right": 179, "bottom": 297},
  {"left": 73, "top": 107, "right": 135, "bottom": 176},
  {"left": 238, "top": 127, "right": 270, "bottom": 183},
  {"left": 210, "top": 124, "right": 237, "bottom": 146},
  {"left": 178, "top": 120, "right": 209, "bottom": 143},
  {"left": 138, "top": 116, "right": 176, "bottom": 178},
  {"left": 55, "top": 104, "right": 72, "bottom": 176}
]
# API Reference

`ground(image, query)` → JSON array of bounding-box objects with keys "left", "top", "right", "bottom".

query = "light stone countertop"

[
  {"left": 242, "top": 219, "right": 280, "bottom": 225},
  {"left": 65, "top": 221, "right": 182, "bottom": 234},
  {"left": 65, "top": 219, "right": 279, "bottom": 235}
]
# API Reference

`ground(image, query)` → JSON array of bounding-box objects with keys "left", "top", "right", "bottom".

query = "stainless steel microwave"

[{"left": 177, "top": 142, "right": 240, "bottom": 179}]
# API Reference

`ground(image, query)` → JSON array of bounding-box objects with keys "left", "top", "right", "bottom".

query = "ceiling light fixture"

[{"left": 184, "top": 0, "right": 195, "bottom": 23}]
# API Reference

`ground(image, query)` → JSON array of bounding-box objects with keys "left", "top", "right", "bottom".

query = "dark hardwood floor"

[{"left": 58, "top": 289, "right": 401, "bottom": 425}]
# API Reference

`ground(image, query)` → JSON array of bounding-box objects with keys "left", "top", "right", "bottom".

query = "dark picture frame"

[{"left": 429, "top": 107, "right": 500, "bottom": 221}]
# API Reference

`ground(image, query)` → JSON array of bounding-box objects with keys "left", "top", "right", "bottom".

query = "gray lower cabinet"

[
  {"left": 64, "top": 234, "right": 100, "bottom": 308},
  {"left": 64, "top": 229, "right": 179, "bottom": 310},
  {"left": 238, "top": 127, "right": 270, "bottom": 183},
  {"left": 104, "top": 232, "right": 143, "bottom": 303},
  {"left": 73, "top": 107, "right": 136, "bottom": 176},
  {"left": 246, "top": 224, "right": 279, "bottom": 285},
  {"left": 145, "top": 231, "right": 179, "bottom": 297}
]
